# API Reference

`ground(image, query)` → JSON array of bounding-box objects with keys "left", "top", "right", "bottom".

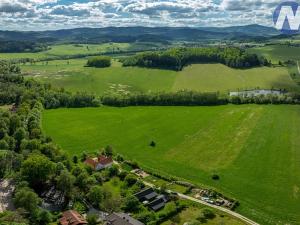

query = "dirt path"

[
  {"left": 0, "top": 179, "right": 15, "bottom": 213},
  {"left": 143, "top": 181, "right": 259, "bottom": 225}
]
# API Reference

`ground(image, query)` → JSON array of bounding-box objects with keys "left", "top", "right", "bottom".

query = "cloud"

[
  {"left": 0, "top": 0, "right": 280, "bottom": 30},
  {"left": 50, "top": 5, "right": 90, "bottom": 16},
  {"left": 0, "top": 1, "right": 28, "bottom": 13}
]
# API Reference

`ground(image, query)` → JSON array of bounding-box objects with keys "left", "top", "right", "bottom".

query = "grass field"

[
  {"left": 248, "top": 45, "right": 300, "bottom": 62},
  {"left": 0, "top": 43, "right": 130, "bottom": 60},
  {"left": 42, "top": 105, "right": 300, "bottom": 225},
  {"left": 22, "top": 60, "right": 299, "bottom": 94}
]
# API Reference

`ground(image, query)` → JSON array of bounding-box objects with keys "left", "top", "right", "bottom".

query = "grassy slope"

[
  {"left": 42, "top": 105, "right": 300, "bottom": 225},
  {"left": 172, "top": 64, "right": 298, "bottom": 92},
  {"left": 23, "top": 60, "right": 299, "bottom": 94},
  {"left": 248, "top": 45, "right": 300, "bottom": 62}
]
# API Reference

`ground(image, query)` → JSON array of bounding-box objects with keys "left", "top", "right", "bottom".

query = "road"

[
  {"left": 297, "top": 61, "right": 300, "bottom": 74},
  {"left": 143, "top": 181, "right": 259, "bottom": 225}
]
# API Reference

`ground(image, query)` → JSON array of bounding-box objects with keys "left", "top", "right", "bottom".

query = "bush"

[
  {"left": 86, "top": 56, "right": 111, "bottom": 68},
  {"left": 212, "top": 174, "right": 220, "bottom": 180},
  {"left": 201, "top": 208, "right": 216, "bottom": 219},
  {"left": 124, "top": 174, "right": 138, "bottom": 187}
]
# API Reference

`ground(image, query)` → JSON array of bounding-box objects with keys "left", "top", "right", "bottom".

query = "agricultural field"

[
  {"left": 0, "top": 42, "right": 159, "bottom": 60},
  {"left": 42, "top": 105, "right": 300, "bottom": 225},
  {"left": 22, "top": 59, "right": 300, "bottom": 94},
  {"left": 248, "top": 44, "right": 300, "bottom": 63}
]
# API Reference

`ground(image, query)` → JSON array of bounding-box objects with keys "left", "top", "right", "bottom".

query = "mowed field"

[
  {"left": 22, "top": 59, "right": 300, "bottom": 94},
  {"left": 42, "top": 105, "right": 300, "bottom": 225}
]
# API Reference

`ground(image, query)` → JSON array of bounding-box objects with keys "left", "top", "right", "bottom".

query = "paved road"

[{"left": 143, "top": 181, "right": 259, "bottom": 225}]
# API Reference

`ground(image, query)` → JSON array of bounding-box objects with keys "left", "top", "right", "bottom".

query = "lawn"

[
  {"left": 23, "top": 60, "right": 299, "bottom": 94},
  {"left": 161, "top": 205, "right": 245, "bottom": 225},
  {"left": 42, "top": 105, "right": 300, "bottom": 225}
]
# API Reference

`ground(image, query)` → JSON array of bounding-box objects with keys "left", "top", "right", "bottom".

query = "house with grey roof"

[
  {"left": 105, "top": 212, "right": 144, "bottom": 225},
  {"left": 134, "top": 188, "right": 158, "bottom": 202}
]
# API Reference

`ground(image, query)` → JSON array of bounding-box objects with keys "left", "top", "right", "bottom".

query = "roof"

[
  {"left": 148, "top": 195, "right": 167, "bottom": 211},
  {"left": 59, "top": 210, "right": 87, "bottom": 225},
  {"left": 98, "top": 155, "right": 113, "bottom": 165},
  {"left": 84, "top": 158, "right": 97, "bottom": 169},
  {"left": 84, "top": 155, "right": 113, "bottom": 169},
  {"left": 106, "top": 213, "right": 144, "bottom": 225},
  {"left": 134, "top": 188, "right": 157, "bottom": 201}
]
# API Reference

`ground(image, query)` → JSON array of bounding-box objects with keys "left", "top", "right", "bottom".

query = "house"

[
  {"left": 105, "top": 212, "right": 144, "bottom": 225},
  {"left": 134, "top": 188, "right": 168, "bottom": 211},
  {"left": 134, "top": 188, "right": 158, "bottom": 202},
  {"left": 84, "top": 155, "right": 113, "bottom": 171},
  {"left": 59, "top": 210, "right": 87, "bottom": 225},
  {"left": 148, "top": 195, "right": 168, "bottom": 211}
]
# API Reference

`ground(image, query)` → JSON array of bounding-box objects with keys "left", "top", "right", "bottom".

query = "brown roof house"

[
  {"left": 85, "top": 155, "right": 113, "bottom": 171},
  {"left": 59, "top": 210, "right": 87, "bottom": 225},
  {"left": 105, "top": 213, "right": 145, "bottom": 225}
]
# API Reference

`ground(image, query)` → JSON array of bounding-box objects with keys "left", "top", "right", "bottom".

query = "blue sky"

[{"left": 0, "top": 0, "right": 281, "bottom": 31}]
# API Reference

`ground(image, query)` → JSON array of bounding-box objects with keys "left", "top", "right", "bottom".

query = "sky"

[{"left": 0, "top": 0, "right": 283, "bottom": 31}]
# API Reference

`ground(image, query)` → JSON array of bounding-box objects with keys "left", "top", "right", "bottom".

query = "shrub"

[
  {"left": 202, "top": 208, "right": 216, "bottom": 219},
  {"left": 86, "top": 56, "right": 111, "bottom": 68},
  {"left": 212, "top": 174, "right": 220, "bottom": 180}
]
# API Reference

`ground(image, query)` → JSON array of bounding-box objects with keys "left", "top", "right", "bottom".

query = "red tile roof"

[
  {"left": 98, "top": 155, "right": 113, "bottom": 165},
  {"left": 84, "top": 158, "right": 97, "bottom": 169},
  {"left": 59, "top": 210, "right": 87, "bottom": 225},
  {"left": 84, "top": 155, "right": 113, "bottom": 169}
]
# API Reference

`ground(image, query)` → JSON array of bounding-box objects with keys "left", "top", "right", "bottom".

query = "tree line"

[
  {"left": 101, "top": 91, "right": 300, "bottom": 106},
  {"left": 0, "top": 62, "right": 101, "bottom": 109},
  {"left": 121, "top": 47, "right": 270, "bottom": 70},
  {"left": 0, "top": 41, "right": 49, "bottom": 53}
]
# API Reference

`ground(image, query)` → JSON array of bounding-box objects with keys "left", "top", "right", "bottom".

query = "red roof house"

[
  {"left": 59, "top": 210, "right": 87, "bottom": 225},
  {"left": 84, "top": 155, "right": 113, "bottom": 171}
]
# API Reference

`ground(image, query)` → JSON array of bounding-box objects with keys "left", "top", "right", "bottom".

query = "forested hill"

[{"left": 0, "top": 25, "right": 279, "bottom": 44}]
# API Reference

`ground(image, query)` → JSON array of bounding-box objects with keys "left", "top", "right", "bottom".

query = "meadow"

[
  {"left": 22, "top": 59, "right": 300, "bottom": 94},
  {"left": 248, "top": 44, "right": 300, "bottom": 63},
  {"left": 0, "top": 43, "right": 133, "bottom": 60},
  {"left": 42, "top": 105, "right": 300, "bottom": 225}
]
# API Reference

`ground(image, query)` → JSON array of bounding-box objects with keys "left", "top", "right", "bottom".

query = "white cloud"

[{"left": 0, "top": 0, "right": 280, "bottom": 30}]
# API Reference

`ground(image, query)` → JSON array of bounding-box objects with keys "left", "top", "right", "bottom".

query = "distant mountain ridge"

[{"left": 0, "top": 25, "right": 280, "bottom": 43}]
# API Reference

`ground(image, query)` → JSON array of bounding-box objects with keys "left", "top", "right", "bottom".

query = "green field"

[
  {"left": 42, "top": 105, "right": 300, "bottom": 225},
  {"left": 0, "top": 43, "right": 131, "bottom": 60},
  {"left": 23, "top": 60, "right": 299, "bottom": 94},
  {"left": 248, "top": 45, "right": 300, "bottom": 63}
]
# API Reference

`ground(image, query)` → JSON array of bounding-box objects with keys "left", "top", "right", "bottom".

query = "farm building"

[
  {"left": 59, "top": 210, "right": 87, "bottom": 225},
  {"left": 84, "top": 155, "right": 113, "bottom": 171},
  {"left": 105, "top": 212, "right": 144, "bottom": 225}
]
